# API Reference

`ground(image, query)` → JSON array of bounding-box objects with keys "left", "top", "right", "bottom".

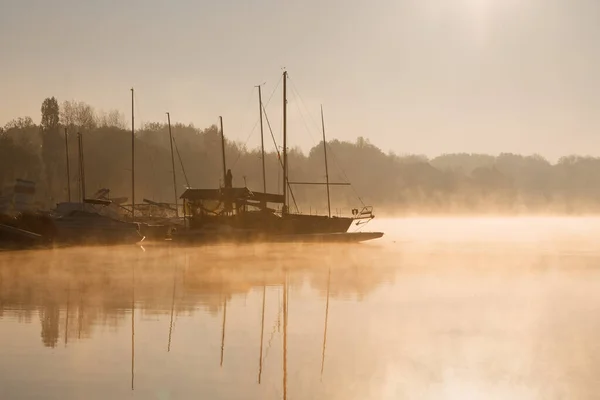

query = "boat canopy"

[
  {"left": 180, "top": 187, "right": 284, "bottom": 204},
  {"left": 83, "top": 198, "right": 112, "bottom": 206}
]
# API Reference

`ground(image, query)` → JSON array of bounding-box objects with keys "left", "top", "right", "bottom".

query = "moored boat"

[
  {"left": 52, "top": 209, "right": 143, "bottom": 245},
  {"left": 171, "top": 71, "right": 383, "bottom": 244}
]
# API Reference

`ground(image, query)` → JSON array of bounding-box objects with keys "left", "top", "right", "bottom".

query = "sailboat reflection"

[
  {"left": 131, "top": 259, "right": 135, "bottom": 391},
  {"left": 64, "top": 285, "right": 70, "bottom": 347},
  {"left": 220, "top": 297, "right": 227, "bottom": 368},
  {"left": 321, "top": 267, "right": 331, "bottom": 380},
  {"left": 167, "top": 256, "right": 178, "bottom": 352},
  {"left": 283, "top": 270, "right": 288, "bottom": 400},
  {"left": 257, "top": 280, "right": 266, "bottom": 384},
  {"left": 0, "top": 244, "right": 393, "bottom": 397}
]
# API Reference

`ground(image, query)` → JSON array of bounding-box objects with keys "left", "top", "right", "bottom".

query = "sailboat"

[
  {"left": 51, "top": 128, "right": 142, "bottom": 245},
  {"left": 173, "top": 71, "right": 383, "bottom": 244}
]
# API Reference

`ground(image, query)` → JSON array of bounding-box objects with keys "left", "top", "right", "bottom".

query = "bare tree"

[
  {"left": 97, "top": 109, "right": 127, "bottom": 129},
  {"left": 60, "top": 100, "right": 97, "bottom": 131}
]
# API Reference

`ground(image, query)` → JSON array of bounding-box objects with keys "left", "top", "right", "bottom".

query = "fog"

[
  {"left": 3, "top": 0, "right": 600, "bottom": 397},
  {"left": 6, "top": 109, "right": 600, "bottom": 216},
  {"left": 1, "top": 218, "right": 600, "bottom": 399}
]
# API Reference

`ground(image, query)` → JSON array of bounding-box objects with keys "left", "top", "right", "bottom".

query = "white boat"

[{"left": 52, "top": 208, "right": 142, "bottom": 245}]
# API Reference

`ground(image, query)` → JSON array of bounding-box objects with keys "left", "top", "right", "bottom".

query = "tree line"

[{"left": 3, "top": 97, "right": 600, "bottom": 215}]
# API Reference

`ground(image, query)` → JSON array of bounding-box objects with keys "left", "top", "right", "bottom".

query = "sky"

[{"left": 1, "top": 0, "right": 600, "bottom": 161}]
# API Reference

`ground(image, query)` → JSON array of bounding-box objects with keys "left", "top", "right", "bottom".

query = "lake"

[{"left": 2, "top": 217, "right": 600, "bottom": 399}]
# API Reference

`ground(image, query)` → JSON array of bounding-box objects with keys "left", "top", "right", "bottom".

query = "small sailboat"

[
  {"left": 52, "top": 205, "right": 142, "bottom": 245},
  {"left": 50, "top": 127, "right": 142, "bottom": 245}
]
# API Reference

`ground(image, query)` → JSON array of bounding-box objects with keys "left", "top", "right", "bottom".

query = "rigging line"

[
  {"left": 262, "top": 104, "right": 299, "bottom": 212},
  {"left": 288, "top": 85, "right": 319, "bottom": 157},
  {"left": 288, "top": 82, "right": 344, "bottom": 211},
  {"left": 234, "top": 76, "right": 282, "bottom": 168},
  {"left": 264, "top": 75, "right": 283, "bottom": 109},
  {"left": 231, "top": 115, "right": 260, "bottom": 169},
  {"left": 262, "top": 104, "right": 283, "bottom": 167},
  {"left": 231, "top": 77, "right": 284, "bottom": 171},
  {"left": 172, "top": 136, "right": 190, "bottom": 187},
  {"left": 147, "top": 149, "right": 158, "bottom": 199},
  {"left": 219, "top": 84, "right": 257, "bottom": 171},
  {"left": 288, "top": 75, "right": 322, "bottom": 136},
  {"left": 232, "top": 76, "right": 283, "bottom": 168},
  {"left": 257, "top": 76, "right": 282, "bottom": 150},
  {"left": 325, "top": 144, "right": 366, "bottom": 206},
  {"left": 288, "top": 75, "right": 366, "bottom": 207}
]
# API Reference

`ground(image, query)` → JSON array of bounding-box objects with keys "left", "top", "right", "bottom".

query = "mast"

[
  {"left": 64, "top": 128, "right": 71, "bottom": 202},
  {"left": 166, "top": 112, "right": 179, "bottom": 217},
  {"left": 320, "top": 106, "right": 331, "bottom": 218},
  {"left": 131, "top": 88, "right": 135, "bottom": 222},
  {"left": 282, "top": 71, "right": 288, "bottom": 213},
  {"left": 219, "top": 116, "right": 227, "bottom": 186},
  {"left": 257, "top": 84, "right": 267, "bottom": 194},
  {"left": 77, "top": 132, "right": 86, "bottom": 203}
]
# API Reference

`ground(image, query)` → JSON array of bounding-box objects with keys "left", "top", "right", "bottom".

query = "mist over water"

[{"left": 1, "top": 217, "right": 600, "bottom": 399}]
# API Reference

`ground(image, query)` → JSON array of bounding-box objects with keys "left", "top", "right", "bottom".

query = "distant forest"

[{"left": 3, "top": 97, "right": 600, "bottom": 215}]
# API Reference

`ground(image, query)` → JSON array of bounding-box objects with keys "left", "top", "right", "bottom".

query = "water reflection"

[
  {"left": 4, "top": 218, "right": 600, "bottom": 399},
  {"left": 0, "top": 242, "right": 393, "bottom": 399},
  {"left": 0, "top": 244, "right": 390, "bottom": 348}
]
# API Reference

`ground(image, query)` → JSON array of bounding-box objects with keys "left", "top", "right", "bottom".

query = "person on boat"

[{"left": 225, "top": 169, "right": 233, "bottom": 188}]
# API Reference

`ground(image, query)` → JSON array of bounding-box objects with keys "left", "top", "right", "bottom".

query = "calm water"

[{"left": 2, "top": 218, "right": 600, "bottom": 399}]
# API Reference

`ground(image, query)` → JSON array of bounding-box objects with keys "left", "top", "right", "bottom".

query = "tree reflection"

[{"left": 0, "top": 244, "right": 394, "bottom": 348}]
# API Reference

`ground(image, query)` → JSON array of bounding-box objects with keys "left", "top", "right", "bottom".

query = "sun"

[
  {"left": 423, "top": 0, "right": 521, "bottom": 22},
  {"left": 449, "top": 0, "right": 525, "bottom": 43},
  {"left": 460, "top": 0, "right": 522, "bottom": 20},
  {"left": 421, "top": 0, "right": 525, "bottom": 43}
]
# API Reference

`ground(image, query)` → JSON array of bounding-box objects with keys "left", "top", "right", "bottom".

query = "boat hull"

[
  {"left": 52, "top": 211, "right": 143, "bottom": 245},
  {"left": 188, "top": 212, "right": 354, "bottom": 235},
  {"left": 268, "top": 231, "right": 384, "bottom": 243},
  {"left": 0, "top": 223, "right": 48, "bottom": 250},
  {"left": 171, "top": 228, "right": 383, "bottom": 244}
]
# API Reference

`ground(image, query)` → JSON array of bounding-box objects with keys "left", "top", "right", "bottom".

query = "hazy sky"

[{"left": 2, "top": 0, "right": 600, "bottom": 160}]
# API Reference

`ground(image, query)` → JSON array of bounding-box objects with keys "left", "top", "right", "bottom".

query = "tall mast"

[
  {"left": 282, "top": 71, "right": 288, "bottom": 212},
  {"left": 320, "top": 105, "right": 331, "bottom": 218},
  {"left": 64, "top": 128, "right": 71, "bottom": 202},
  {"left": 77, "top": 132, "right": 86, "bottom": 203},
  {"left": 257, "top": 84, "right": 267, "bottom": 194},
  {"left": 219, "top": 116, "right": 227, "bottom": 186},
  {"left": 166, "top": 112, "right": 179, "bottom": 217},
  {"left": 131, "top": 88, "right": 135, "bottom": 222}
]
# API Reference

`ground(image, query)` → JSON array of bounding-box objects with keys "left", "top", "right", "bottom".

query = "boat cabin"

[{"left": 180, "top": 187, "right": 284, "bottom": 229}]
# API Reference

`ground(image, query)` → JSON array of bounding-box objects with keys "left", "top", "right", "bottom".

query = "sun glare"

[
  {"left": 423, "top": 0, "right": 523, "bottom": 27},
  {"left": 461, "top": 0, "right": 523, "bottom": 20},
  {"left": 421, "top": 0, "right": 525, "bottom": 43}
]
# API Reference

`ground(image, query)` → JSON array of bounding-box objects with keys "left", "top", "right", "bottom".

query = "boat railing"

[{"left": 352, "top": 206, "right": 375, "bottom": 224}]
